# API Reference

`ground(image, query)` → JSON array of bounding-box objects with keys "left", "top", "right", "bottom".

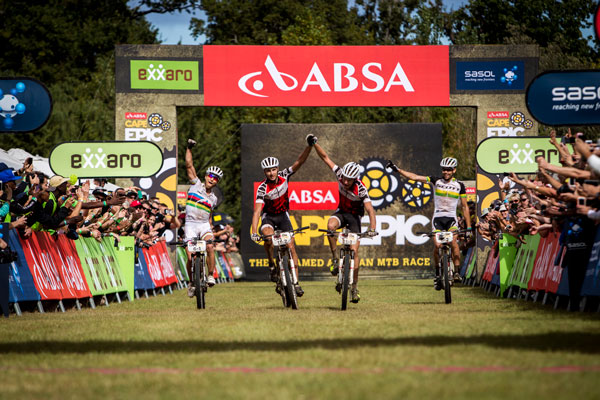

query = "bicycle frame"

[{"left": 270, "top": 230, "right": 298, "bottom": 288}]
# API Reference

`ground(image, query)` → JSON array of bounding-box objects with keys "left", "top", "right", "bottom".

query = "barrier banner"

[
  {"left": 55, "top": 235, "right": 91, "bottom": 299},
  {"left": 0, "top": 224, "right": 9, "bottom": 316},
  {"left": 139, "top": 242, "right": 177, "bottom": 287},
  {"left": 7, "top": 229, "right": 40, "bottom": 303},
  {"left": 75, "top": 237, "right": 113, "bottom": 296},
  {"left": 176, "top": 246, "right": 189, "bottom": 281},
  {"left": 134, "top": 248, "right": 155, "bottom": 290},
  {"left": 528, "top": 232, "right": 561, "bottom": 291},
  {"left": 581, "top": 225, "right": 600, "bottom": 296},
  {"left": 482, "top": 244, "right": 499, "bottom": 282},
  {"left": 508, "top": 234, "right": 541, "bottom": 290},
  {"left": 557, "top": 265, "right": 570, "bottom": 296},
  {"left": 499, "top": 235, "right": 518, "bottom": 294},
  {"left": 544, "top": 242, "right": 565, "bottom": 294},
  {"left": 228, "top": 252, "right": 246, "bottom": 279},
  {"left": 459, "top": 247, "right": 473, "bottom": 277},
  {"left": 103, "top": 236, "right": 135, "bottom": 299},
  {"left": 19, "top": 232, "right": 64, "bottom": 300},
  {"left": 140, "top": 246, "right": 166, "bottom": 287},
  {"left": 154, "top": 241, "right": 177, "bottom": 285},
  {"left": 465, "top": 248, "right": 477, "bottom": 280}
]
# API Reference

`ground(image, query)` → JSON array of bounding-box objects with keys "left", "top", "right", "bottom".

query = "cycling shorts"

[
  {"left": 330, "top": 212, "right": 362, "bottom": 234},
  {"left": 184, "top": 221, "right": 213, "bottom": 241},
  {"left": 432, "top": 216, "right": 458, "bottom": 232},
  {"left": 260, "top": 212, "right": 293, "bottom": 233}
]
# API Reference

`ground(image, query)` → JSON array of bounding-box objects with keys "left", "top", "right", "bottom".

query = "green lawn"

[{"left": 1, "top": 280, "right": 599, "bottom": 400}]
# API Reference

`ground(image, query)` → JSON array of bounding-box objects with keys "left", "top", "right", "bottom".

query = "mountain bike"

[
  {"left": 177, "top": 237, "right": 223, "bottom": 309},
  {"left": 260, "top": 226, "right": 309, "bottom": 310},
  {"left": 419, "top": 230, "right": 466, "bottom": 304},
  {"left": 319, "top": 228, "right": 378, "bottom": 310}
]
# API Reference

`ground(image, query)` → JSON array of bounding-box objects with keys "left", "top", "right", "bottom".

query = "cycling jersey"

[
  {"left": 427, "top": 176, "right": 466, "bottom": 219},
  {"left": 255, "top": 167, "right": 294, "bottom": 214},
  {"left": 186, "top": 178, "right": 218, "bottom": 224},
  {"left": 333, "top": 165, "right": 371, "bottom": 216}
]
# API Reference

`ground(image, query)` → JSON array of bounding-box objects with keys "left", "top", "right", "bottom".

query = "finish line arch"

[{"left": 114, "top": 44, "right": 539, "bottom": 278}]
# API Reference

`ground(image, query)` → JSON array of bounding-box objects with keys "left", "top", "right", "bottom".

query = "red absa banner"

[
  {"left": 254, "top": 181, "right": 339, "bottom": 210},
  {"left": 142, "top": 242, "right": 177, "bottom": 287},
  {"left": 204, "top": 45, "right": 450, "bottom": 106}
]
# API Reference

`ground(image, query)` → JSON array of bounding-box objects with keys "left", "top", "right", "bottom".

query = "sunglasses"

[
  {"left": 207, "top": 173, "right": 220, "bottom": 181},
  {"left": 511, "top": 200, "right": 519, "bottom": 204},
  {"left": 520, "top": 198, "right": 528, "bottom": 201},
  {"left": 441, "top": 168, "right": 453, "bottom": 172}
]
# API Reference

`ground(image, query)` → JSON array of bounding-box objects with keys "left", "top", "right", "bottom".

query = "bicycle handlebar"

[
  {"left": 318, "top": 228, "right": 378, "bottom": 238},
  {"left": 416, "top": 229, "right": 471, "bottom": 237},
  {"left": 170, "top": 237, "right": 227, "bottom": 246},
  {"left": 259, "top": 226, "right": 310, "bottom": 240}
]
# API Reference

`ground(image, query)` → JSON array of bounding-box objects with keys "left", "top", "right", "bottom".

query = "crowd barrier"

[
  {"left": 2, "top": 228, "right": 245, "bottom": 316},
  {"left": 477, "top": 225, "right": 600, "bottom": 311}
]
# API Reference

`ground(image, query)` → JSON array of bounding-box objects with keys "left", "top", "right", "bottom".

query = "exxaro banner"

[
  {"left": 49, "top": 141, "right": 163, "bottom": 178},
  {"left": 241, "top": 123, "right": 442, "bottom": 280},
  {"left": 115, "top": 57, "right": 203, "bottom": 93},
  {"left": 204, "top": 46, "right": 450, "bottom": 107},
  {"left": 476, "top": 137, "right": 565, "bottom": 174}
]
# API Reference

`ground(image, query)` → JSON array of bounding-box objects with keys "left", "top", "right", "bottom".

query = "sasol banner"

[
  {"left": 476, "top": 137, "right": 564, "bottom": 174},
  {"left": 455, "top": 61, "right": 524, "bottom": 91},
  {"left": 526, "top": 70, "right": 600, "bottom": 125},
  {"left": 0, "top": 78, "right": 52, "bottom": 132},
  {"left": 241, "top": 123, "right": 442, "bottom": 280},
  {"left": 204, "top": 46, "right": 450, "bottom": 107},
  {"left": 49, "top": 141, "right": 163, "bottom": 178}
]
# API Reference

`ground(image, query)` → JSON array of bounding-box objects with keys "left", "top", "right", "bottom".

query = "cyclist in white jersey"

[
  {"left": 184, "top": 139, "right": 223, "bottom": 297},
  {"left": 387, "top": 157, "right": 471, "bottom": 288}
]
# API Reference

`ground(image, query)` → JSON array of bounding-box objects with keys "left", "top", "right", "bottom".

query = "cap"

[
  {"left": 92, "top": 189, "right": 107, "bottom": 199},
  {"left": 48, "top": 175, "right": 69, "bottom": 191},
  {"left": 0, "top": 169, "right": 22, "bottom": 183},
  {"left": 499, "top": 204, "right": 507, "bottom": 212},
  {"left": 481, "top": 208, "right": 489, "bottom": 217}
]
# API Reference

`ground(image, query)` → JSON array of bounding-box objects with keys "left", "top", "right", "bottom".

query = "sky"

[{"left": 144, "top": 0, "right": 471, "bottom": 45}]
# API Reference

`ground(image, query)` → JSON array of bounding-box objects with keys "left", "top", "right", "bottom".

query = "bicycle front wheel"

[
  {"left": 442, "top": 250, "right": 452, "bottom": 304},
  {"left": 282, "top": 256, "right": 298, "bottom": 310},
  {"left": 194, "top": 255, "right": 206, "bottom": 309},
  {"left": 341, "top": 254, "right": 350, "bottom": 311}
]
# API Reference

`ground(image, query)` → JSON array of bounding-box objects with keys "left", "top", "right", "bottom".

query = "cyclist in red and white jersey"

[
  {"left": 312, "top": 136, "right": 377, "bottom": 303},
  {"left": 387, "top": 157, "right": 471, "bottom": 288},
  {"left": 184, "top": 139, "right": 224, "bottom": 297},
  {"left": 251, "top": 140, "right": 313, "bottom": 297}
]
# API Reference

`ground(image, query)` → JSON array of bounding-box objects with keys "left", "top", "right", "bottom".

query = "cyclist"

[
  {"left": 387, "top": 157, "right": 472, "bottom": 288},
  {"left": 250, "top": 140, "right": 313, "bottom": 297},
  {"left": 312, "top": 136, "right": 377, "bottom": 303},
  {"left": 184, "top": 138, "right": 223, "bottom": 297}
]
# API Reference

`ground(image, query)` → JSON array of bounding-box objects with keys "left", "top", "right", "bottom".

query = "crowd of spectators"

[
  {"left": 0, "top": 159, "right": 241, "bottom": 263},
  {"left": 475, "top": 130, "right": 600, "bottom": 310}
]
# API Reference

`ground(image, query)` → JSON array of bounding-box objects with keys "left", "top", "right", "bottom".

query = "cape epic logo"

[{"left": 50, "top": 141, "right": 163, "bottom": 178}]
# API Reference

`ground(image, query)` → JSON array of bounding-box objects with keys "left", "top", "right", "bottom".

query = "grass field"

[{"left": 1, "top": 280, "right": 600, "bottom": 400}]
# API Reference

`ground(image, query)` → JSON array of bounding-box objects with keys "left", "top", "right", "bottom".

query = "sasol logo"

[
  {"left": 238, "top": 55, "right": 415, "bottom": 98},
  {"left": 71, "top": 147, "right": 141, "bottom": 169},
  {"left": 465, "top": 70, "right": 495, "bottom": 78},
  {"left": 552, "top": 86, "right": 600, "bottom": 101},
  {"left": 137, "top": 63, "right": 193, "bottom": 82}
]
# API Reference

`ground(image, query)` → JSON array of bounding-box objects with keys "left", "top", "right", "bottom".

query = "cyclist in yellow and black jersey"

[{"left": 387, "top": 157, "right": 471, "bottom": 288}]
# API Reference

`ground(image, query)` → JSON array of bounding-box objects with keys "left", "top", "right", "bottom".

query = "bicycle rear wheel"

[
  {"left": 442, "top": 250, "right": 451, "bottom": 304},
  {"left": 194, "top": 255, "right": 206, "bottom": 309},
  {"left": 282, "top": 256, "right": 298, "bottom": 310},
  {"left": 341, "top": 254, "right": 350, "bottom": 311}
]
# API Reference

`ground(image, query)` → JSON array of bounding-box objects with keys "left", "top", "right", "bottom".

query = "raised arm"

[
  {"left": 185, "top": 139, "right": 198, "bottom": 182},
  {"left": 290, "top": 144, "right": 312, "bottom": 172},
  {"left": 313, "top": 142, "right": 336, "bottom": 170},
  {"left": 386, "top": 160, "right": 428, "bottom": 183}
]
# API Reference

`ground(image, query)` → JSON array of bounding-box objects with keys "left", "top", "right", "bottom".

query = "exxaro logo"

[
  {"left": 71, "top": 148, "right": 141, "bottom": 169},
  {"left": 498, "top": 143, "right": 558, "bottom": 165},
  {"left": 130, "top": 60, "right": 199, "bottom": 90},
  {"left": 238, "top": 55, "right": 415, "bottom": 97}
]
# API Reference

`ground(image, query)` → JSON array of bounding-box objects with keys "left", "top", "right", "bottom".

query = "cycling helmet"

[
  {"left": 341, "top": 162, "right": 361, "bottom": 180},
  {"left": 206, "top": 166, "right": 223, "bottom": 179},
  {"left": 440, "top": 157, "right": 458, "bottom": 169},
  {"left": 261, "top": 157, "right": 279, "bottom": 169}
]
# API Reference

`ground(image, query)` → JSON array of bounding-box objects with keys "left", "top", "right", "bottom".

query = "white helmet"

[
  {"left": 206, "top": 166, "right": 223, "bottom": 179},
  {"left": 261, "top": 157, "right": 279, "bottom": 169},
  {"left": 341, "top": 162, "right": 361, "bottom": 180},
  {"left": 440, "top": 157, "right": 457, "bottom": 169}
]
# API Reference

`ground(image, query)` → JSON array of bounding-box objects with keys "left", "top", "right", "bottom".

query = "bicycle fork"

[{"left": 278, "top": 248, "right": 298, "bottom": 286}]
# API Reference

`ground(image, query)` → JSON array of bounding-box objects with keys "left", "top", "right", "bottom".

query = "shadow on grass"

[{"left": 3, "top": 332, "right": 600, "bottom": 354}]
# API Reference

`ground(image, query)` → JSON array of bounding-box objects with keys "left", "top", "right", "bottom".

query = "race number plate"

[
  {"left": 272, "top": 232, "right": 292, "bottom": 246},
  {"left": 187, "top": 240, "right": 206, "bottom": 253}
]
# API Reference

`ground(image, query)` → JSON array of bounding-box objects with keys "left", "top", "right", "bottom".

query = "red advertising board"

[
  {"left": 528, "top": 232, "right": 561, "bottom": 292},
  {"left": 253, "top": 181, "right": 339, "bottom": 210},
  {"left": 56, "top": 235, "right": 92, "bottom": 298},
  {"left": 19, "top": 232, "right": 63, "bottom": 300},
  {"left": 142, "top": 242, "right": 177, "bottom": 287},
  {"left": 482, "top": 246, "right": 499, "bottom": 282},
  {"left": 204, "top": 45, "right": 450, "bottom": 106}
]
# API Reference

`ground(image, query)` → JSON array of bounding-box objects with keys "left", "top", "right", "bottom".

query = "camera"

[{"left": 577, "top": 197, "right": 587, "bottom": 206}]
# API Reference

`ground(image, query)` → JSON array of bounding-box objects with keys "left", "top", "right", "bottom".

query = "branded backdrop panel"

[{"left": 241, "top": 123, "right": 442, "bottom": 280}]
